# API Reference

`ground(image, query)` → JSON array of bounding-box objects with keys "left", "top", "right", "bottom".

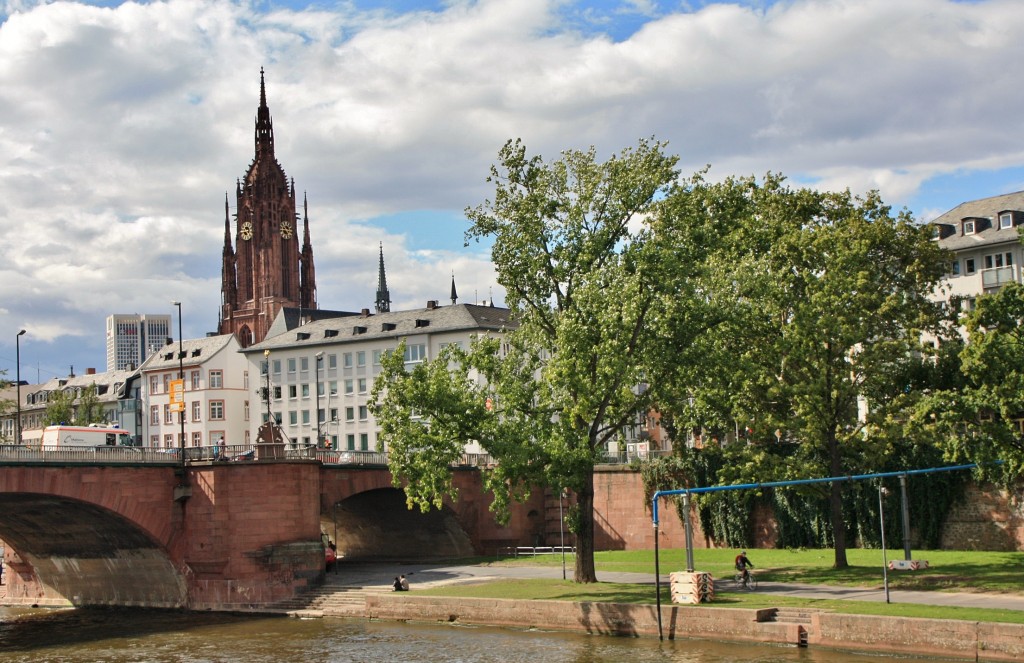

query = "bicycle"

[{"left": 733, "top": 571, "right": 757, "bottom": 591}]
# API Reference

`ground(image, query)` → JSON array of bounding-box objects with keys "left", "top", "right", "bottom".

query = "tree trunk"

[
  {"left": 573, "top": 469, "right": 598, "bottom": 583},
  {"left": 828, "top": 429, "right": 849, "bottom": 569}
]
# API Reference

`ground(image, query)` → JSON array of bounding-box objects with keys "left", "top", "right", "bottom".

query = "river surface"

[{"left": 0, "top": 606, "right": 918, "bottom": 663}]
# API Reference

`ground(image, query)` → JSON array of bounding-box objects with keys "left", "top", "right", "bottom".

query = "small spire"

[
  {"left": 375, "top": 242, "right": 391, "bottom": 314},
  {"left": 450, "top": 272, "right": 458, "bottom": 305},
  {"left": 254, "top": 67, "right": 274, "bottom": 157}
]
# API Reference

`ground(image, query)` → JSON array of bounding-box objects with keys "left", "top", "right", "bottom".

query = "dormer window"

[
  {"left": 1000, "top": 213, "right": 1014, "bottom": 230},
  {"left": 296, "top": 332, "right": 311, "bottom": 340},
  {"left": 353, "top": 326, "right": 367, "bottom": 335},
  {"left": 963, "top": 220, "right": 975, "bottom": 235}
]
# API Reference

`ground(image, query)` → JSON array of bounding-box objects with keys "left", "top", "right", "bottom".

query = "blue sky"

[{"left": 1, "top": 0, "right": 1023, "bottom": 383}]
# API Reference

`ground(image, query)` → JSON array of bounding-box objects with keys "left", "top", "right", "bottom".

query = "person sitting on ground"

[
  {"left": 734, "top": 550, "right": 754, "bottom": 586},
  {"left": 400, "top": 574, "right": 409, "bottom": 591},
  {"left": 392, "top": 576, "right": 403, "bottom": 591}
]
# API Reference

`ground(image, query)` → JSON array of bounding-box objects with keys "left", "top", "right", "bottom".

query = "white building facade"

[
  {"left": 931, "top": 191, "right": 1024, "bottom": 306},
  {"left": 140, "top": 334, "right": 251, "bottom": 449},
  {"left": 106, "top": 313, "right": 172, "bottom": 372},
  {"left": 244, "top": 302, "right": 512, "bottom": 452}
]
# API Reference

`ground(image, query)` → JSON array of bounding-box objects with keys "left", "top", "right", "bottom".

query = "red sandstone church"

[{"left": 218, "top": 68, "right": 319, "bottom": 348}]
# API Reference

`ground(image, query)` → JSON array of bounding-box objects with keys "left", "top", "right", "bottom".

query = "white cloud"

[{"left": 2, "top": 0, "right": 1024, "bottom": 377}]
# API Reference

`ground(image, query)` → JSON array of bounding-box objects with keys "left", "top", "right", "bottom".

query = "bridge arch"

[
  {"left": 0, "top": 492, "right": 186, "bottom": 607},
  {"left": 324, "top": 487, "right": 474, "bottom": 561}
]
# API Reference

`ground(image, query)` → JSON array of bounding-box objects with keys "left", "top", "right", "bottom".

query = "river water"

[{"left": 0, "top": 606, "right": 906, "bottom": 663}]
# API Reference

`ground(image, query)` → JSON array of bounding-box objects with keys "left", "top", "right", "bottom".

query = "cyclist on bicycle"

[{"left": 735, "top": 550, "right": 754, "bottom": 587}]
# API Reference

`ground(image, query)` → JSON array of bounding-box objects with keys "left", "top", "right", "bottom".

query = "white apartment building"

[
  {"left": 140, "top": 334, "right": 251, "bottom": 449},
  {"left": 15, "top": 368, "right": 140, "bottom": 445},
  {"left": 931, "top": 191, "right": 1024, "bottom": 306},
  {"left": 244, "top": 302, "right": 513, "bottom": 452},
  {"left": 106, "top": 313, "right": 172, "bottom": 372}
]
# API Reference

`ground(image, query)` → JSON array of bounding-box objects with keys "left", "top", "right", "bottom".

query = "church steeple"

[
  {"left": 300, "top": 192, "right": 317, "bottom": 311},
  {"left": 450, "top": 273, "right": 458, "bottom": 305},
  {"left": 254, "top": 67, "right": 274, "bottom": 158},
  {"left": 220, "top": 69, "right": 317, "bottom": 347},
  {"left": 375, "top": 243, "right": 391, "bottom": 314}
]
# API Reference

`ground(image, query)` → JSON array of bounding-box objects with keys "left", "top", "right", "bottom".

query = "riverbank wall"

[{"left": 357, "top": 595, "right": 1024, "bottom": 662}]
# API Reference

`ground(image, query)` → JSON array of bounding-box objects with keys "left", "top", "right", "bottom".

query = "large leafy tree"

[
  {"left": 660, "top": 176, "right": 949, "bottom": 568},
  {"left": 373, "top": 138, "right": 709, "bottom": 582},
  {"left": 43, "top": 389, "right": 75, "bottom": 426},
  {"left": 75, "top": 383, "right": 103, "bottom": 425},
  {"left": 916, "top": 283, "right": 1024, "bottom": 479}
]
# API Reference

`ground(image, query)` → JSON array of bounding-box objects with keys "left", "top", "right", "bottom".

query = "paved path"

[{"left": 326, "top": 561, "right": 1024, "bottom": 611}]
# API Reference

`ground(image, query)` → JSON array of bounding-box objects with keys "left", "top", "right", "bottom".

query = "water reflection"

[{"left": 0, "top": 606, "right": 895, "bottom": 663}]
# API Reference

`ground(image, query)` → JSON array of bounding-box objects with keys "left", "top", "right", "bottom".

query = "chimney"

[
  {"left": 86, "top": 368, "right": 96, "bottom": 375},
  {"left": 361, "top": 308, "right": 371, "bottom": 317},
  {"left": 426, "top": 300, "right": 438, "bottom": 310}
]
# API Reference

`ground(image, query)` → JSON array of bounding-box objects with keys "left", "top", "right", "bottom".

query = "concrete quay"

[{"left": 265, "top": 562, "right": 1024, "bottom": 662}]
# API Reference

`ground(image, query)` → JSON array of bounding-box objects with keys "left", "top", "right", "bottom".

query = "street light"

[
  {"left": 171, "top": 301, "right": 185, "bottom": 463},
  {"left": 15, "top": 330, "right": 25, "bottom": 445},
  {"left": 263, "top": 349, "right": 271, "bottom": 421},
  {"left": 315, "top": 351, "right": 324, "bottom": 449}
]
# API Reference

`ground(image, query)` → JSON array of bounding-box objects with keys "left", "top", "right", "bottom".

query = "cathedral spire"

[
  {"left": 375, "top": 243, "right": 391, "bottom": 313},
  {"left": 220, "top": 192, "right": 237, "bottom": 321},
  {"left": 450, "top": 272, "right": 458, "bottom": 305},
  {"left": 254, "top": 67, "right": 274, "bottom": 158},
  {"left": 300, "top": 192, "right": 317, "bottom": 311}
]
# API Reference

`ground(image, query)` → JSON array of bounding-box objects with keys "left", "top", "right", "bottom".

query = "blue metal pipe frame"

[{"left": 650, "top": 462, "right": 986, "bottom": 640}]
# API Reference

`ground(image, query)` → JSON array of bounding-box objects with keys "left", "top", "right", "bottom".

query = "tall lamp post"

[
  {"left": 879, "top": 484, "right": 890, "bottom": 604},
  {"left": 171, "top": 301, "right": 185, "bottom": 462},
  {"left": 263, "top": 350, "right": 271, "bottom": 422},
  {"left": 15, "top": 330, "right": 25, "bottom": 445},
  {"left": 315, "top": 351, "right": 324, "bottom": 449}
]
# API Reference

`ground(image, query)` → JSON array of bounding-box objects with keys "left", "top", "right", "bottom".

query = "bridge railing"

[{"left": 0, "top": 445, "right": 180, "bottom": 465}]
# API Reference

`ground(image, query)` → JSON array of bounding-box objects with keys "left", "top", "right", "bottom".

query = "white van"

[{"left": 40, "top": 425, "right": 133, "bottom": 449}]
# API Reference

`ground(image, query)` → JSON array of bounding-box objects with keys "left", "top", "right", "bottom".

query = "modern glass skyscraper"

[{"left": 106, "top": 314, "right": 172, "bottom": 371}]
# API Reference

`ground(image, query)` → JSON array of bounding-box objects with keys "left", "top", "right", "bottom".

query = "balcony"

[{"left": 982, "top": 265, "right": 1018, "bottom": 291}]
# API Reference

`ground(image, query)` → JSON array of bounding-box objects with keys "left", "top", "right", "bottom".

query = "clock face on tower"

[
  {"left": 280, "top": 220, "right": 294, "bottom": 239},
  {"left": 240, "top": 221, "right": 253, "bottom": 240}
]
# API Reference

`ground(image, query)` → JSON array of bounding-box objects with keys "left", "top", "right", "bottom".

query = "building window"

[
  {"left": 300, "top": 357, "right": 309, "bottom": 371},
  {"left": 209, "top": 400, "right": 225, "bottom": 420},
  {"left": 163, "top": 374, "right": 171, "bottom": 393},
  {"left": 289, "top": 385, "right": 298, "bottom": 399},
  {"left": 191, "top": 370, "right": 201, "bottom": 390},
  {"left": 244, "top": 400, "right": 250, "bottom": 421},
  {"left": 164, "top": 434, "right": 174, "bottom": 448},
  {"left": 150, "top": 375, "right": 159, "bottom": 394},
  {"left": 192, "top": 431, "right": 202, "bottom": 447},
  {"left": 1000, "top": 213, "right": 1013, "bottom": 229},
  {"left": 963, "top": 220, "right": 975, "bottom": 235},
  {"left": 302, "top": 410, "right": 310, "bottom": 425},
  {"left": 164, "top": 404, "right": 173, "bottom": 424},
  {"left": 360, "top": 433, "right": 369, "bottom": 450},
  {"left": 288, "top": 358, "right": 297, "bottom": 373},
  {"left": 372, "top": 349, "right": 382, "bottom": 366},
  {"left": 346, "top": 434, "right": 355, "bottom": 450},
  {"left": 330, "top": 407, "right": 338, "bottom": 422},
  {"left": 302, "top": 383, "right": 310, "bottom": 398},
  {"left": 272, "top": 359, "right": 281, "bottom": 374},
  {"left": 357, "top": 351, "right": 366, "bottom": 367},
  {"left": 344, "top": 379, "right": 354, "bottom": 395},
  {"left": 243, "top": 371, "right": 249, "bottom": 389},
  {"left": 328, "top": 354, "right": 337, "bottom": 369},
  {"left": 965, "top": 258, "right": 976, "bottom": 274},
  {"left": 289, "top": 411, "right": 298, "bottom": 426},
  {"left": 345, "top": 407, "right": 355, "bottom": 422},
  {"left": 328, "top": 381, "right": 337, "bottom": 396},
  {"left": 404, "top": 344, "right": 426, "bottom": 363},
  {"left": 359, "top": 405, "right": 368, "bottom": 420},
  {"left": 150, "top": 435, "right": 159, "bottom": 447},
  {"left": 358, "top": 378, "right": 367, "bottom": 393},
  {"left": 951, "top": 260, "right": 960, "bottom": 276},
  {"left": 343, "top": 352, "right": 352, "bottom": 368},
  {"left": 209, "top": 370, "right": 223, "bottom": 388},
  {"left": 191, "top": 401, "right": 201, "bottom": 422}
]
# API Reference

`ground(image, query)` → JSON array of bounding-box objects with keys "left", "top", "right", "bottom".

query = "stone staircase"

[
  {"left": 767, "top": 607, "right": 822, "bottom": 646},
  {"left": 267, "top": 577, "right": 390, "bottom": 618}
]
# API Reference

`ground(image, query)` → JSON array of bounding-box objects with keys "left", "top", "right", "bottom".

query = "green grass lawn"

[
  {"left": 476, "top": 547, "right": 1024, "bottom": 593},
  {"left": 419, "top": 547, "right": 1024, "bottom": 625}
]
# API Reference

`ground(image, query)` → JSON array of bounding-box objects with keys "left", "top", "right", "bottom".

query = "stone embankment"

[{"left": 265, "top": 576, "right": 1024, "bottom": 662}]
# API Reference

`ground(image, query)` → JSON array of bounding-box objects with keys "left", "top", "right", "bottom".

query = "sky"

[{"left": 2, "top": 0, "right": 1024, "bottom": 384}]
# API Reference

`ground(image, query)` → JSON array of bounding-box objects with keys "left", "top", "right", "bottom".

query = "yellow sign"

[{"left": 169, "top": 379, "right": 185, "bottom": 412}]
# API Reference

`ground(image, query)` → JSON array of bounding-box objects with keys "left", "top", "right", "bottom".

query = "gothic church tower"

[{"left": 219, "top": 69, "right": 318, "bottom": 346}]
